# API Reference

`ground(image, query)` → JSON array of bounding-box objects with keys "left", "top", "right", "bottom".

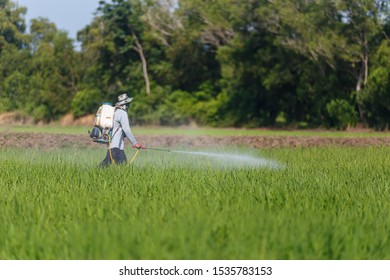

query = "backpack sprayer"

[
  {"left": 89, "top": 102, "right": 124, "bottom": 164},
  {"left": 89, "top": 102, "right": 115, "bottom": 145}
]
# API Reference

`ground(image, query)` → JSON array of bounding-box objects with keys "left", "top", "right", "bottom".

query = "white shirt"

[{"left": 109, "top": 108, "right": 137, "bottom": 150}]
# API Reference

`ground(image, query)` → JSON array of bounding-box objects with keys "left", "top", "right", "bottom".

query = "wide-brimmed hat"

[{"left": 116, "top": 93, "right": 133, "bottom": 106}]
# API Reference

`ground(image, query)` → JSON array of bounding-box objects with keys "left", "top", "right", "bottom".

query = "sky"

[{"left": 16, "top": 0, "right": 107, "bottom": 42}]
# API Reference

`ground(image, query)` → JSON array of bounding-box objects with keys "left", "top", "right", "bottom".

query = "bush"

[
  {"left": 0, "top": 98, "right": 12, "bottom": 113},
  {"left": 157, "top": 90, "right": 196, "bottom": 126},
  {"left": 71, "top": 89, "right": 102, "bottom": 118},
  {"left": 326, "top": 99, "right": 358, "bottom": 130},
  {"left": 32, "top": 104, "right": 50, "bottom": 121}
]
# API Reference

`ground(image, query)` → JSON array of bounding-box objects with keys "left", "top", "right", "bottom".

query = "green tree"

[
  {"left": 338, "top": 0, "right": 390, "bottom": 124},
  {"left": 0, "top": 0, "right": 27, "bottom": 51},
  {"left": 0, "top": 0, "right": 30, "bottom": 112},
  {"left": 259, "top": 0, "right": 390, "bottom": 127},
  {"left": 78, "top": 0, "right": 153, "bottom": 98},
  {"left": 363, "top": 40, "right": 390, "bottom": 129},
  {"left": 28, "top": 18, "right": 77, "bottom": 120},
  {"left": 145, "top": 0, "right": 240, "bottom": 124}
]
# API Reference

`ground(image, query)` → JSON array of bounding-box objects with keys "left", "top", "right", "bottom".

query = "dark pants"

[{"left": 99, "top": 148, "right": 127, "bottom": 167}]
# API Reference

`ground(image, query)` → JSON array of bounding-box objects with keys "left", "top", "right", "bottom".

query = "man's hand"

[{"left": 133, "top": 143, "right": 143, "bottom": 150}]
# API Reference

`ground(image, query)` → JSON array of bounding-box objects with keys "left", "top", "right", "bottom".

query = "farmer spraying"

[
  {"left": 89, "top": 95, "right": 280, "bottom": 169},
  {"left": 98, "top": 93, "right": 142, "bottom": 167}
]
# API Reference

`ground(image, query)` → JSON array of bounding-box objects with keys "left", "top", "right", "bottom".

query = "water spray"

[{"left": 132, "top": 146, "right": 281, "bottom": 169}]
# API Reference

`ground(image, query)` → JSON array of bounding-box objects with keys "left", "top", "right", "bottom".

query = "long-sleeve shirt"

[{"left": 109, "top": 108, "right": 138, "bottom": 150}]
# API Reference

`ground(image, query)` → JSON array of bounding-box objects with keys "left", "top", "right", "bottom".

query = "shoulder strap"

[{"left": 111, "top": 109, "right": 122, "bottom": 139}]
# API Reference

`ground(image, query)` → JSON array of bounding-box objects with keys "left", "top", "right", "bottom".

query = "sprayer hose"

[
  {"left": 130, "top": 149, "right": 139, "bottom": 164},
  {"left": 107, "top": 133, "right": 140, "bottom": 165},
  {"left": 107, "top": 134, "right": 116, "bottom": 165}
]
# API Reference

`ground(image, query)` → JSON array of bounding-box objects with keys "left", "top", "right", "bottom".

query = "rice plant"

[{"left": 0, "top": 146, "right": 389, "bottom": 259}]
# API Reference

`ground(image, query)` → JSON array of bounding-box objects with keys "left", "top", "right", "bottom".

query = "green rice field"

[{"left": 1, "top": 145, "right": 389, "bottom": 259}]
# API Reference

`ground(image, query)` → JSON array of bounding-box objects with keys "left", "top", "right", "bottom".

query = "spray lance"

[
  {"left": 129, "top": 145, "right": 171, "bottom": 164},
  {"left": 132, "top": 145, "right": 171, "bottom": 152}
]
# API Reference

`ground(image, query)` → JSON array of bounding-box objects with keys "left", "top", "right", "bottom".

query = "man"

[{"left": 100, "top": 93, "right": 142, "bottom": 167}]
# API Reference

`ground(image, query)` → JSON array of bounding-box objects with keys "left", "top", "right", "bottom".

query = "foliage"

[
  {"left": 362, "top": 40, "right": 390, "bottom": 130},
  {"left": 71, "top": 89, "right": 102, "bottom": 118},
  {"left": 28, "top": 25, "right": 77, "bottom": 120},
  {"left": 326, "top": 99, "right": 358, "bottom": 130},
  {"left": 0, "top": 0, "right": 27, "bottom": 50},
  {"left": 0, "top": 0, "right": 390, "bottom": 129},
  {"left": 77, "top": 0, "right": 149, "bottom": 101}
]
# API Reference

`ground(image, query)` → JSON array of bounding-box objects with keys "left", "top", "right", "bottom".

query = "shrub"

[
  {"left": 32, "top": 104, "right": 50, "bottom": 121},
  {"left": 71, "top": 89, "right": 101, "bottom": 118},
  {"left": 326, "top": 99, "right": 358, "bottom": 130}
]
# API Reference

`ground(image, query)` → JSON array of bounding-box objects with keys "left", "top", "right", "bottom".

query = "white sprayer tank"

[{"left": 94, "top": 103, "right": 115, "bottom": 129}]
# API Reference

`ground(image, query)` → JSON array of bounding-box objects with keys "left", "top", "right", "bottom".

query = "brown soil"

[
  {"left": 59, "top": 114, "right": 95, "bottom": 126},
  {"left": 0, "top": 131, "right": 389, "bottom": 150},
  {"left": 0, "top": 112, "right": 33, "bottom": 125}
]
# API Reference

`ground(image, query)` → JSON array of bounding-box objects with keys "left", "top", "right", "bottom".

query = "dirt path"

[{"left": 1, "top": 132, "right": 389, "bottom": 149}]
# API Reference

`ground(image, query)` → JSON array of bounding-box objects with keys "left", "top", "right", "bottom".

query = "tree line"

[{"left": 1, "top": 0, "right": 390, "bottom": 129}]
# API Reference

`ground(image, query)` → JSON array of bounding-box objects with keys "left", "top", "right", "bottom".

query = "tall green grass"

[{"left": 0, "top": 146, "right": 389, "bottom": 259}]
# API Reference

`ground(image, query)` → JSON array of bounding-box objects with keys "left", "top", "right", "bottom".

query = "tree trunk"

[
  {"left": 132, "top": 32, "right": 151, "bottom": 96},
  {"left": 356, "top": 31, "right": 369, "bottom": 126},
  {"left": 356, "top": 64, "right": 365, "bottom": 124}
]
